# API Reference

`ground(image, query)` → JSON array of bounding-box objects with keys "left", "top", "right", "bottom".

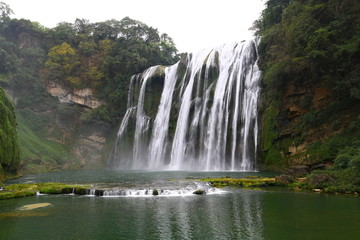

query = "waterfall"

[
  {"left": 108, "top": 39, "right": 261, "bottom": 171},
  {"left": 148, "top": 63, "right": 179, "bottom": 168}
]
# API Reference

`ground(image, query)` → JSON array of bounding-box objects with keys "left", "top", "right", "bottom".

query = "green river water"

[{"left": 1, "top": 170, "right": 359, "bottom": 240}]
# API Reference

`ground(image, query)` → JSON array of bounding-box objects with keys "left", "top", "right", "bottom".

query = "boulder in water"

[
  {"left": 152, "top": 189, "right": 159, "bottom": 196},
  {"left": 193, "top": 190, "right": 206, "bottom": 195}
]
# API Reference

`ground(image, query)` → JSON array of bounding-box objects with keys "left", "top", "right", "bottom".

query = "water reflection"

[
  {"left": 1, "top": 189, "right": 360, "bottom": 239},
  {"left": 126, "top": 190, "right": 265, "bottom": 239}
]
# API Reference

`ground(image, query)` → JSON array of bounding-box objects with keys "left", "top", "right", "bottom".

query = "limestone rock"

[
  {"left": 310, "top": 164, "right": 327, "bottom": 172},
  {"left": 46, "top": 81, "right": 104, "bottom": 108},
  {"left": 285, "top": 166, "right": 310, "bottom": 177},
  {"left": 309, "top": 174, "right": 335, "bottom": 187},
  {"left": 275, "top": 174, "right": 295, "bottom": 185}
]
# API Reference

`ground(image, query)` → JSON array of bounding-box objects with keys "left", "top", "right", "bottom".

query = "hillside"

[
  {"left": 0, "top": 2, "right": 179, "bottom": 174},
  {"left": 255, "top": 0, "right": 360, "bottom": 192},
  {"left": 0, "top": 87, "right": 19, "bottom": 181}
]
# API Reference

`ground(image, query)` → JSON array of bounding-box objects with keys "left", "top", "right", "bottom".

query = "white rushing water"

[
  {"left": 86, "top": 182, "right": 226, "bottom": 197},
  {"left": 109, "top": 39, "right": 261, "bottom": 171}
]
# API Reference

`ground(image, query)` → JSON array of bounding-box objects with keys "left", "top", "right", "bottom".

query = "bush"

[
  {"left": 334, "top": 154, "right": 352, "bottom": 169},
  {"left": 349, "top": 156, "right": 360, "bottom": 173}
]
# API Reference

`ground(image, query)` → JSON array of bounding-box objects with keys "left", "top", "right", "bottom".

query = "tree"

[
  {"left": 43, "top": 42, "right": 80, "bottom": 87},
  {"left": 74, "top": 18, "right": 92, "bottom": 35},
  {"left": 49, "top": 22, "right": 77, "bottom": 45},
  {"left": 93, "top": 20, "right": 121, "bottom": 41},
  {"left": 119, "top": 17, "right": 160, "bottom": 42},
  {"left": 255, "top": 0, "right": 360, "bottom": 100},
  {"left": 159, "top": 33, "right": 178, "bottom": 64},
  {"left": 0, "top": 1, "right": 13, "bottom": 22}
]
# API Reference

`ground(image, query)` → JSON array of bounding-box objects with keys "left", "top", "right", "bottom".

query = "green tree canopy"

[
  {"left": 255, "top": 0, "right": 360, "bottom": 100},
  {"left": 0, "top": 1, "right": 13, "bottom": 22}
]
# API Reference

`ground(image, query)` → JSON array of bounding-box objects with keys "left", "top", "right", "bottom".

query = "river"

[{"left": 1, "top": 170, "right": 359, "bottom": 240}]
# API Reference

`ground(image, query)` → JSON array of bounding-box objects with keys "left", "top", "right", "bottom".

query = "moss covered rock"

[
  {"left": 152, "top": 189, "right": 159, "bottom": 195},
  {"left": 0, "top": 87, "right": 20, "bottom": 181},
  {"left": 202, "top": 177, "right": 276, "bottom": 188},
  {"left": 0, "top": 182, "right": 89, "bottom": 200},
  {"left": 193, "top": 189, "right": 206, "bottom": 195}
]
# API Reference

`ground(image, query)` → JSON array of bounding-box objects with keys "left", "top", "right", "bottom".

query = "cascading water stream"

[
  {"left": 132, "top": 66, "right": 159, "bottom": 169},
  {"left": 108, "top": 38, "right": 261, "bottom": 171},
  {"left": 148, "top": 63, "right": 179, "bottom": 168},
  {"left": 169, "top": 49, "right": 213, "bottom": 170}
]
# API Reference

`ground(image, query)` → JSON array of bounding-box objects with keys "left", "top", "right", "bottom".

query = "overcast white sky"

[{"left": 4, "top": 0, "right": 265, "bottom": 53}]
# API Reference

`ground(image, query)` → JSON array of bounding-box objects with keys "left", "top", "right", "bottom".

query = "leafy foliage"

[
  {"left": 0, "top": 1, "right": 12, "bottom": 22},
  {"left": 0, "top": 7, "right": 179, "bottom": 124},
  {"left": 0, "top": 87, "right": 19, "bottom": 178},
  {"left": 38, "top": 16, "right": 180, "bottom": 123},
  {"left": 43, "top": 42, "right": 80, "bottom": 87},
  {"left": 255, "top": 0, "right": 360, "bottom": 170},
  {"left": 0, "top": 3, "right": 180, "bottom": 175},
  {"left": 256, "top": 0, "right": 360, "bottom": 101}
]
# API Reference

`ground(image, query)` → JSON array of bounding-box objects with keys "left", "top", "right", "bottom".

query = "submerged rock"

[
  {"left": 95, "top": 189, "right": 104, "bottom": 196},
  {"left": 193, "top": 190, "right": 206, "bottom": 195},
  {"left": 19, "top": 203, "right": 52, "bottom": 211},
  {"left": 313, "top": 189, "right": 322, "bottom": 193}
]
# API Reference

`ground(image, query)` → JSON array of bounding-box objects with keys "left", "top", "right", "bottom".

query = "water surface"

[{"left": 1, "top": 170, "right": 359, "bottom": 240}]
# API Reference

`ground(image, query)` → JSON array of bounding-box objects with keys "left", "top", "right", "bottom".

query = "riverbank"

[
  {"left": 1, "top": 176, "right": 278, "bottom": 200},
  {"left": 2, "top": 169, "right": 359, "bottom": 201},
  {"left": 200, "top": 176, "right": 276, "bottom": 188},
  {"left": 0, "top": 183, "right": 88, "bottom": 200}
]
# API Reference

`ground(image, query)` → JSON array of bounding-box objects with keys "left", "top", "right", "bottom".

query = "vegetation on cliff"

[
  {"left": 0, "top": 87, "right": 19, "bottom": 181},
  {"left": 0, "top": 2, "right": 180, "bottom": 172},
  {"left": 0, "top": 8, "right": 179, "bottom": 125},
  {"left": 254, "top": 0, "right": 360, "bottom": 192}
]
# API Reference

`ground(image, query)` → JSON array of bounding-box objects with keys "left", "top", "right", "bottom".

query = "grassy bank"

[
  {"left": 200, "top": 177, "right": 276, "bottom": 188},
  {"left": 0, "top": 182, "right": 89, "bottom": 200}
]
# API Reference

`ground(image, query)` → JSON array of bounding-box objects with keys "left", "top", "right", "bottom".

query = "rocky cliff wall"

[
  {"left": 259, "top": 75, "right": 359, "bottom": 169},
  {"left": 46, "top": 81, "right": 104, "bottom": 109}
]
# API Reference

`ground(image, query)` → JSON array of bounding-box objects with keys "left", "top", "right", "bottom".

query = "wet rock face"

[
  {"left": 72, "top": 132, "right": 107, "bottom": 168},
  {"left": 259, "top": 73, "right": 339, "bottom": 169}
]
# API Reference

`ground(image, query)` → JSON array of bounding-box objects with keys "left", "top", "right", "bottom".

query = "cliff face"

[
  {"left": 0, "top": 88, "right": 19, "bottom": 181},
  {"left": 260, "top": 64, "right": 360, "bottom": 170},
  {"left": 46, "top": 81, "right": 104, "bottom": 108},
  {"left": 256, "top": 0, "right": 360, "bottom": 170},
  {"left": 0, "top": 18, "right": 118, "bottom": 174},
  {"left": 10, "top": 87, "right": 113, "bottom": 173},
  {"left": 260, "top": 77, "right": 332, "bottom": 167},
  {"left": 0, "top": 14, "right": 180, "bottom": 174}
]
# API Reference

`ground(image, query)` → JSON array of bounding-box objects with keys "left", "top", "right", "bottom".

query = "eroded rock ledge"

[{"left": 46, "top": 81, "right": 103, "bottom": 109}]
